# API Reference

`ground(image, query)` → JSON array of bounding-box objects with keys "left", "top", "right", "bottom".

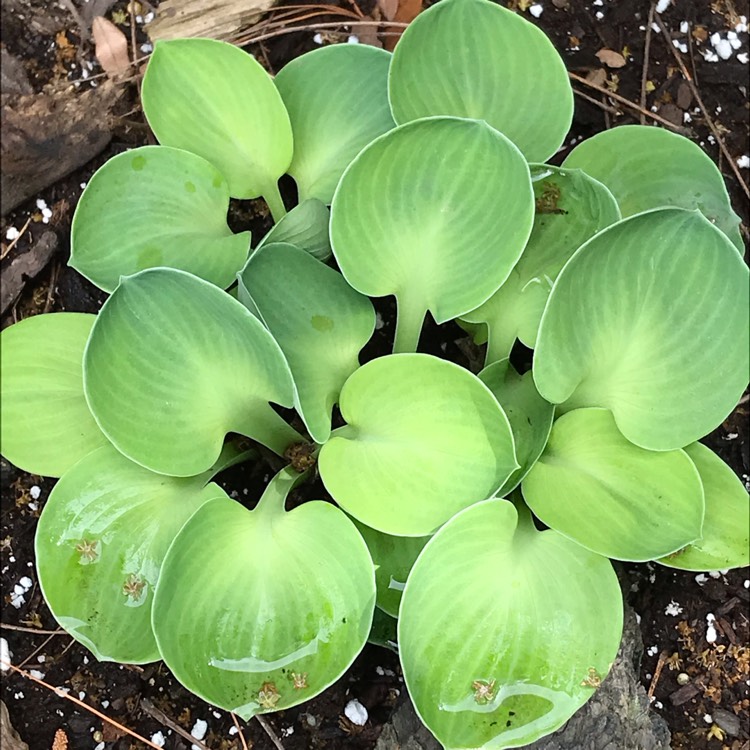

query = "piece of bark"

[
  {"left": 146, "top": 0, "right": 278, "bottom": 42},
  {"left": 1, "top": 230, "right": 59, "bottom": 316},
  {"left": 1, "top": 80, "right": 122, "bottom": 215},
  {"left": 1, "top": 49, "right": 33, "bottom": 96},
  {"left": 0, "top": 700, "right": 29, "bottom": 750}
]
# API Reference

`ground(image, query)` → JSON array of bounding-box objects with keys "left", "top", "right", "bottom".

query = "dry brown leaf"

[
  {"left": 595, "top": 48, "right": 626, "bottom": 68},
  {"left": 377, "top": 0, "right": 398, "bottom": 21},
  {"left": 92, "top": 16, "right": 130, "bottom": 76},
  {"left": 585, "top": 68, "right": 607, "bottom": 88},
  {"left": 51, "top": 728, "right": 68, "bottom": 750},
  {"left": 384, "top": 0, "right": 422, "bottom": 51}
]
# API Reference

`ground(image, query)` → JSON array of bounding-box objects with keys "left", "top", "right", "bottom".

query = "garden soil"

[{"left": 1, "top": 0, "right": 748, "bottom": 748}]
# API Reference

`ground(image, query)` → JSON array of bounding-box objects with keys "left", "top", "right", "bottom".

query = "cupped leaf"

[
  {"left": 274, "top": 44, "right": 395, "bottom": 204},
  {"left": 239, "top": 242, "right": 375, "bottom": 444},
  {"left": 70, "top": 146, "right": 250, "bottom": 292},
  {"left": 0, "top": 313, "right": 107, "bottom": 477},
  {"left": 318, "top": 354, "right": 518, "bottom": 536},
  {"left": 399, "top": 499, "right": 623, "bottom": 750},
  {"left": 533, "top": 208, "right": 750, "bottom": 451},
  {"left": 330, "top": 117, "right": 534, "bottom": 353},
  {"left": 658, "top": 442, "right": 750, "bottom": 571},
  {"left": 152, "top": 470, "right": 376, "bottom": 719},
  {"left": 462, "top": 165, "right": 621, "bottom": 363},
  {"left": 522, "top": 408, "right": 704, "bottom": 562},
  {"left": 257, "top": 199, "right": 331, "bottom": 261},
  {"left": 84, "top": 268, "right": 298, "bottom": 477},
  {"left": 35, "top": 445, "right": 220, "bottom": 663},
  {"left": 479, "top": 359, "right": 554, "bottom": 497},
  {"left": 388, "top": 0, "right": 573, "bottom": 163},
  {"left": 562, "top": 125, "right": 743, "bottom": 250},
  {"left": 141, "top": 38, "right": 292, "bottom": 210}
]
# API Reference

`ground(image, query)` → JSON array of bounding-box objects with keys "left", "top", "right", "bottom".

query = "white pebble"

[
  {"left": 710, "top": 33, "right": 734, "bottom": 60},
  {"left": 655, "top": 0, "right": 670, "bottom": 13},
  {"left": 19, "top": 576, "right": 32, "bottom": 589},
  {"left": 647, "top": 645, "right": 658, "bottom": 656},
  {"left": 191, "top": 718, "right": 208, "bottom": 741},
  {"left": 30, "top": 669, "right": 45, "bottom": 680},
  {"left": 706, "top": 613, "right": 717, "bottom": 643},
  {"left": 0, "top": 638, "right": 11, "bottom": 671},
  {"left": 228, "top": 726, "right": 238, "bottom": 736},
  {"left": 313, "top": 33, "right": 323, "bottom": 44},
  {"left": 5, "top": 226, "right": 20, "bottom": 241},
  {"left": 744, "top": 579, "right": 749, "bottom": 589},
  {"left": 737, "top": 155, "right": 750, "bottom": 169},
  {"left": 529, "top": 3, "right": 543, "bottom": 17},
  {"left": 665, "top": 600, "right": 683, "bottom": 616},
  {"left": 346, "top": 35, "right": 359, "bottom": 44},
  {"left": 703, "top": 713, "right": 713, "bottom": 723},
  {"left": 95, "top": 743, "right": 105, "bottom": 750},
  {"left": 151, "top": 732, "right": 166, "bottom": 748},
  {"left": 680, "top": 21, "right": 689, "bottom": 33},
  {"left": 344, "top": 698, "right": 368, "bottom": 726},
  {"left": 140, "top": 43, "right": 153, "bottom": 54},
  {"left": 101, "top": 700, "right": 109, "bottom": 708},
  {"left": 738, "top": 52, "right": 749, "bottom": 64},
  {"left": 595, "top": 11, "right": 604, "bottom": 20},
  {"left": 672, "top": 39, "right": 687, "bottom": 53},
  {"left": 695, "top": 573, "right": 708, "bottom": 585}
]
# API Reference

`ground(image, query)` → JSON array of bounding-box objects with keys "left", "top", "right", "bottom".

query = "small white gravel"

[
  {"left": 191, "top": 718, "right": 208, "bottom": 741},
  {"left": 344, "top": 698, "right": 368, "bottom": 726},
  {"left": 5, "top": 226, "right": 20, "bottom": 241},
  {"left": 737, "top": 155, "right": 750, "bottom": 169},
  {"left": 151, "top": 731, "right": 166, "bottom": 747},
  {"left": 529, "top": 3, "right": 543, "bottom": 18},
  {"left": 665, "top": 600, "right": 683, "bottom": 616},
  {"left": 655, "top": 0, "right": 670, "bottom": 13},
  {"left": 706, "top": 613, "right": 717, "bottom": 643},
  {"left": 703, "top": 713, "right": 713, "bottom": 723},
  {"left": 0, "top": 638, "right": 11, "bottom": 670},
  {"left": 346, "top": 35, "right": 359, "bottom": 44}
]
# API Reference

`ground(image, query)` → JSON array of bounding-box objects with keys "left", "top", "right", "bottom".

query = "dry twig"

[
  {"left": 141, "top": 698, "right": 211, "bottom": 750},
  {"left": 0, "top": 218, "right": 32, "bottom": 261},
  {"left": 647, "top": 651, "right": 668, "bottom": 702},
  {"left": 255, "top": 713, "right": 286, "bottom": 749},
  {"left": 640, "top": 2, "right": 656, "bottom": 124},
  {"left": 231, "top": 712, "right": 250, "bottom": 750},
  {"left": 0, "top": 624, "right": 63, "bottom": 635}
]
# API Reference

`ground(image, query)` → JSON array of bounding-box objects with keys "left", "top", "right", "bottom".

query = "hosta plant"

[{"left": 2, "top": 0, "right": 749, "bottom": 747}]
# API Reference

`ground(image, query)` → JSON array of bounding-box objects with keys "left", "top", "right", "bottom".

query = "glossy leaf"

[
  {"left": 238, "top": 242, "right": 375, "bottom": 444},
  {"left": 658, "top": 442, "right": 750, "bottom": 571},
  {"left": 318, "top": 354, "right": 518, "bottom": 536},
  {"left": 141, "top": 38, "right": 292, "bottom": 209},
  {"left": 462, "top": 165, "right": 620, "bottom": 362},
  {"left": 274, "top": 44, "right": 395, "bottom": 203},
  {"left": 0, "top": 313, "right": 107, "bottom": 477},
  {"left": 533, "top": 208, "right": 750, "bottom": 451},
  {"left": 522, "top": 408, "right": 704, "bottom": 562},
  {"left": 563, "top": 125, "right": 743, "bottom": 250},
  {"left": 84, "top": 268, "right": 298, "bottom": 477},
  {"left": 388, "top": 0, "right": 573, "bottom": 163},
  {"left": 70, "top": 146, "right": 250, "bottom": 292},
  {"left": 399, "top": 499, "right": 623, "bottom": 749},
  {"left": 257, "top": 199, "right": 331, "bottom": 261},
  {"left": 479, "top": 359, "right": 554, "bottom": 497},
  {"left": 331, "top": 117, "right": 534, "bottom": 353},
  {"left": 35, "top": 445, "right": 220, "bottom": 663}
]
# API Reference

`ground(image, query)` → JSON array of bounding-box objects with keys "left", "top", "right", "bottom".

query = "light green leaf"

[
  {"left": 522, "top": 408, "right": 704, "bottom": 562},
  {"left": 0, "top": 313, "right": 107, "bottom": 477},
  {"left": 70, "top": 146, "right": 250, "bottom": 292},
  {"left": 35, "top": 445, "right": 220, "bottom": 663},
  {"left": 152, "top": 469, "right": 375, "bottom": 719},
  {"left": 462, "top": 165, "right": 620, "bottom": 363},
  {"left": 238, "top": 242, "right": 375, "bottom": 444},
  {"left": 658, "top": 442, "right": 750, "bottom": 571},
  {"left": 533, "top": 208, "right": 750, "bottom": 451},
  {"left": 318, "top": 353, "right": 518, "bottom": 536},
  {"left": 84, "top": 268, "right": 298, "bottom": 477},
  {"left": 257, "top": 199, "right": 331, "bottom": 261},
  {"left": 141, "top": 38, "right": 292, "bottom": 212},
  {"left": 562, "top": 125, "right": 743, "bottom": 251},
  {"left": 368, "top": 607, "right": 398, "bottom": 654},
  {"left": 274, "top": 44, "right": 395, "bottom": 204},
  {"left": 330, "top": 117, "right": 534, "bottom": 353},
  {"left": 479, "top": 359, "right": 554, "bottom": 497},
  {"left": 388, "top": 0, "right": 573, "bottom": 163},
  {"left": 399, "top": 499, "right": 623, "bottom": 750}
]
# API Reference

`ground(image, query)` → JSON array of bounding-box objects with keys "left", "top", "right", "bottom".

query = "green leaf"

[
  {"left": 318, "top": 354, "right": 518, "bottom": 536},
  {"left": 658, "top": 442, "right": 750, "bottom": 571},
  {"left": 141, "top": 39, "right": 292, "bottom": 212},
  {"left": 330, "top": 117, "right": 534, "bottom": 353},
  {"left": 479, "top": 359, "right": 554, "bottom": 497},
  {"left": 368, "top": 608, "right": 398, "bottom": 654},
  {"left": 562, "top": 125, "right": 743, "bottom": 251},
  {"left": 399, "top": 499, "right": 623, "bottom": 749},
  {"left": 257, "top": 199, "right": 331, "bottom": 261},
  {"left": 533, "top": 208, "right": 750, "bottom": 451},
  {"left": 522, "top": 408, "right": 704, "bottom": 562},
  {"left": 84, "top": 268, "right": 298, "bottom": 477},
  {"left": 152, "top": 470, "right": 376, "bottom": 719},
  {"left": 388, "top": 0, "right": 573, "bottom": 163},
  {"left": 462, "top": 165, "right": 621, "bottom": 363},
  {"left": 352, "top": 519, "right": 429, "bottom": 617},
  {"left": 0, "top": 313, "right": 107, "bottom": 477},
  {"left": 70, "top": 146, "right": 251, "bottom": 292},
  {"left": 35, "top": 445, "right": 220, "bottom": 663},
  {"left": 274, "top": 44, "right": 395, "bottom": 204},
  {"left": 238, "top": 242, "right": 375, "bottom": 444}
]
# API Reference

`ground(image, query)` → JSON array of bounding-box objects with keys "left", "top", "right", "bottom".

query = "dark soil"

[{"left": 2, "top": 0, "right": 748, "bottom": 748}]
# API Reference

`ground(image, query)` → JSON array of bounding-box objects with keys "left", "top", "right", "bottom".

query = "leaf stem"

[
  {"left": 485, "top": 324, "right": 517, "bottom": 367},
  {"left": 263, "top": 181, "right": 287, "bottom": 224},
  {"left": 232, "top": 404, "right": 305, "bottom": 457},
  {"left": 393, "top": 296, "right": 425, "bottom": 354},
  {"left": 197, "top": 438, "right": 258, "bottom": 484},
  {"left": 254, "top": 464, "right": 310, "bottom": 518}
]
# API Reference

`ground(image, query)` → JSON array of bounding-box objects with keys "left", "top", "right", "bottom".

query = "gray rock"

[{"left": 712, "top": 708, "right": 741, "bottom": 738}]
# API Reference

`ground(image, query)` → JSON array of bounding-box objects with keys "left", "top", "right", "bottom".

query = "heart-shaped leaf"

[
  {"left": 274, "top": 44, "right": 395, "bottom": 204},
  {"left": 522, "top": 408, "right": 704, "bottom": 562},
  {"left": 0, "top": 313, "right": 107, "bottom": 477},
  {"left": 399, "top": 499, "right": 623, "bottom": 749},
  {"left": 330, "top": 117, "right": 534, "bottom": 353},
  {"left": 462, "top": 165, "right": 620, "bottom": 363},
  {"left": 257, "top": 199, "right": 331, "bottom": 261},
  {"left": 141, "top": 39, "right": 292, "bottom": 214},
  {"left": 238, "top": 242, "right": 375, "bottom": 444},
  {"left": 562, "top": 125, "right": 743, "bottom": 251},
  {"left": 658, "top": 442, "right": 750, "bottom": 571},
  {"left": 479, "top": 359, "right": 554, "bottom": 497},
  {"left": 70, "top": 146, "right": 251, "bottom": 292},
  {"left": 533, "top": 208, "right": 750, "bottom": 451},
  {"left": 388, "top": 0, "right": 573, "bottom": 163},
  {"left": 318, "top": 354, "right": 518, "bottom": 536},
  {"left": 84, "top": 268, "right": 298, "bottom": 477},
  {"left": 152, "top": 468, "right": 376, "bottom": 719},
  {"left": 35, "top": 445, "right": 220, "bottom": 663}
]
